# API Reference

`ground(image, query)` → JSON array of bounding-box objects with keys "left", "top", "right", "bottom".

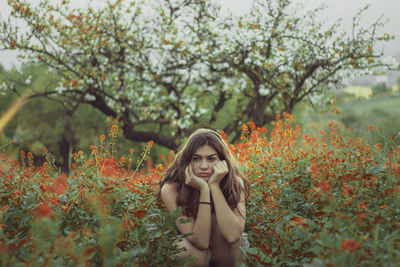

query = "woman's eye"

[
  {"left": 208, "top": 157, "right": 216, "bottom": 162},
  {"left": 193, "top": 157, "right": 200, "bottom": 161}
]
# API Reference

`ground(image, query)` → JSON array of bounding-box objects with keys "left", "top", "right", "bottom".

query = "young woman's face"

[{"left": 191, "top": 144, "right": 220, "bottom": 182}]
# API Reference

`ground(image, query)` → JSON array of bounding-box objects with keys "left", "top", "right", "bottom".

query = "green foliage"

[
  {"left": 1, "top": 116, "right": 399, "bottom": 266},
  {"left": 293, "top": 90, "right": 400, "bottom": 149},
  {"left": 238, "top": 115, "right": 400, "bottom": 265}
]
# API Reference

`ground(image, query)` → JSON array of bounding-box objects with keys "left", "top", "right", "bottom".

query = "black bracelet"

[{"left": 199, "top": 201, "right": 211, "bottom": 205}]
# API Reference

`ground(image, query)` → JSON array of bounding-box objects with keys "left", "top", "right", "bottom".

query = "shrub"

[
  {"left": 1, "top": 116, "right": 399, "bottom": 266},
  {"left": 0, "top": 128, "right": 188, "bottom": 266},
  {"left": 236, "top": 114, "right": 400, "bottom": 266}
]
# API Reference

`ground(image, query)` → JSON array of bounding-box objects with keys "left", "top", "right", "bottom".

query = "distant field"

[{"left": 293, "top": 92, "right": 400, "bottom": 148}]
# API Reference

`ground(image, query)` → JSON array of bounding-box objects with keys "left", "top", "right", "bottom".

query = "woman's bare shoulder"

[
  {"left": 161, "top": 182, "right": 180, "bottom": 211},
  {"left": 161, "top": 182, "right": 179, "bottom": 198}
]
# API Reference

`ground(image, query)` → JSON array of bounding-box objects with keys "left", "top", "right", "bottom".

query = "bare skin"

[{"left": 161, "top": 145, "right": 246, "bottom": 267}]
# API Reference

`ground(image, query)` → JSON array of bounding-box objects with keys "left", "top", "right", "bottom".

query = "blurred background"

[{"left": 1, "top": 0, "right": 399, "bottom": 172}]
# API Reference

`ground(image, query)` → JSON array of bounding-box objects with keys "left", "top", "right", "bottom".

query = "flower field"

[{"left": 1, "top": 113, "right": 399, "bottom": 266}]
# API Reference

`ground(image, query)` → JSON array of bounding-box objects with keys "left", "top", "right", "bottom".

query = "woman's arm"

[
  {"left": 161, "top": 183, "right": 212, "bottom": 250},
  {"left": 208, "top": 161, "right": 246, "bottom": 243},
  {"left": 210, "top": 183, "right": 246, "bottom": 243}
]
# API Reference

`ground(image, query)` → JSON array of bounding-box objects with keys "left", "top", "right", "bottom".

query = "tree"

[{"left": 0, "top": 0, "right": 395, "bottom": 149}]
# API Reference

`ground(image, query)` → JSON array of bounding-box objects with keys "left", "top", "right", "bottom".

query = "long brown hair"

[{"left": 157, "top": 128, "right": 250, "bottom": 218}]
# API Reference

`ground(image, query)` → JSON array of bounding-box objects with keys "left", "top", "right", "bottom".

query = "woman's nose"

[{"left": 200, "top": 160, "right": 208, "bottom": 169}]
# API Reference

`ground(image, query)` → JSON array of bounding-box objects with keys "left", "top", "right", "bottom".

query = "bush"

[
  {"left": 1, "top": 117, "right": 399, "bottom": 266},
  {"left": 0, "top": 129, "right": 188, "bottom": 266},
  {"left": 236, "top": 114, "right": 400, "bottom": 266}
]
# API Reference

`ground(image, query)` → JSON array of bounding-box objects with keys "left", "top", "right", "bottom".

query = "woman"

[{"left": 157, "top": 128, "right": 250, "bottom": 267}]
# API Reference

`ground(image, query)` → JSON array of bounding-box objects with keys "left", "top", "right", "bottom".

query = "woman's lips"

[{"left": 198, "top": 173, "right": 210, "bottom": 177}]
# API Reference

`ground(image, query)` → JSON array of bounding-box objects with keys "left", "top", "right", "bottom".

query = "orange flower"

[
  {"left": 369, "top": 125, "right": 375, "bottom": 131},
  {"left": 11, "top": 139, "right": 17, "bottom": 143},
  {"left": 320, "top": 130, "right": 325, "bottom": 135},
  {"left": 249, "top": 121, "right": 256, "bottom": 130},
  {"left": 376, "top": 143, "right": 382, "bottom": 151},
  {"left": 242, "top": 124, "right": 248, "bottom": 132},
  {"left": 129, "top": 148, "right": 135, "bottom": 153},
  {"left": 147, "top": 140, "right": 154, "bottom": 147},
  {"left": 100, "top": 135, "right": 106, "bottom": 141},
  {"left": 90, "top": 145, "right": 98, "bottom": 154},
  {"left": 71, "top": 162, "right": 77, "bottom": 170},
  {"left": 290, "top": 216, "right": 306, "bottom": 226},
  {"left": 329, "top": 122, "right": 335, "bottom": 128},
  {"left": 111, "top": 124, "right": 119, "bottom": 133},
  {"left": 341, "top": 239, "right": 361, "bottom": 251}
]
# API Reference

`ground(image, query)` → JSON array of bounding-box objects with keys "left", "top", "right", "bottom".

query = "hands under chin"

[
  {"left": 208, "top": 160, "right": 228, "bottom": 186},
  {"left": 185, "top": 165, "right": 209, "bottom": 191}
]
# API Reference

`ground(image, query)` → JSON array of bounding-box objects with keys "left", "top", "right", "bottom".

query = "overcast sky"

[{"left": 1, "top": 0, "right": 399, "bottom": 70}]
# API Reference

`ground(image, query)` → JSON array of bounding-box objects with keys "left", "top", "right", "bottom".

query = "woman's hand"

[
  {"left": 208, "top": 160, "right": 228, "bottom": 185},
  {"left": 185, "top": 165, "right": 209, "bottom": 190}
]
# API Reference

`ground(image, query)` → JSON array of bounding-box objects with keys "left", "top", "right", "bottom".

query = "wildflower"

[
  {"left": 242, "top": 124, "right": 248, "bottom": 132},
  {"left": 320, "top": 130, "right": 325, "bottom": 135},
  {"left": 33, "top": 203, "right": 52, "bottom": 218},
  {"left": 329, "top": 122, "right": 335, "bottom": 128},
  {"left": 392, "top": 134, "right": 397, "bottom": 140},
  {"left": 11, "top": 139, "right": 17, "bottom": 143},
  {"left": 317, "top": 180, "right": 330, "bottom": 194},
  {"left": 341, "top": 239, "right": 361, "bottom": 251},
  {"left": 111, "top": 124, "right": 119, "bottom": 133},
  {"left": 129, "top": 148, "right": 135, "bottom": 153},
  {"left": 119, "top": 157, "right": 126, "bottom": 164},
  {"left": 100, "top": 135, "right": 106, "bottom": 141},
  {"left": 147, "top": 140, "right": 154, "bottom": 147},
  {"left": 49, "top": 175, "right": 68, "bottom": 195},
  {"left": 369, "top": 125, "right": 375, "bottom": 131},
  {"left": 290, "top": 216, "right": 306, "bottom": 226},
  {"left": 90, "top": 145, "right": 98, "bottom": 154},
  {"left": 219, "top": 130, "right": 228, "bottom": 139},
  {"left": 249, "top": 121, "right": 256, "bottom": 130},
  {"left": 376, "top": 143, "right": 382, "bottom": 151},
  {"left": 265, "top": 196, "right": 273, "bottom": 202}
]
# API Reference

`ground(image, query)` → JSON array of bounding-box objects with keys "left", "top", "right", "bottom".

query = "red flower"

[
  {"left": 316, "top": 180, "right": 330, "bottom": 194},
  {"left": 49, "top": 175, "right": 68, "bottom": 195},
  {"left": 341, "top": 239, "right": 361, "bottom": 251},
  {"left": 369, "top": 125, "right": 375, "bottom": 131},
  {"left": 329, "top": 122, "right": 335, "bottom": 128},
  {"left": 33, "top": 203, "right": 52, "bottom": 218}
]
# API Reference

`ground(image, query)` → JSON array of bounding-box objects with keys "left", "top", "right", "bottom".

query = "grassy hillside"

[{"left": 293, "top": 91, "right": 400, "bottom": 149}]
